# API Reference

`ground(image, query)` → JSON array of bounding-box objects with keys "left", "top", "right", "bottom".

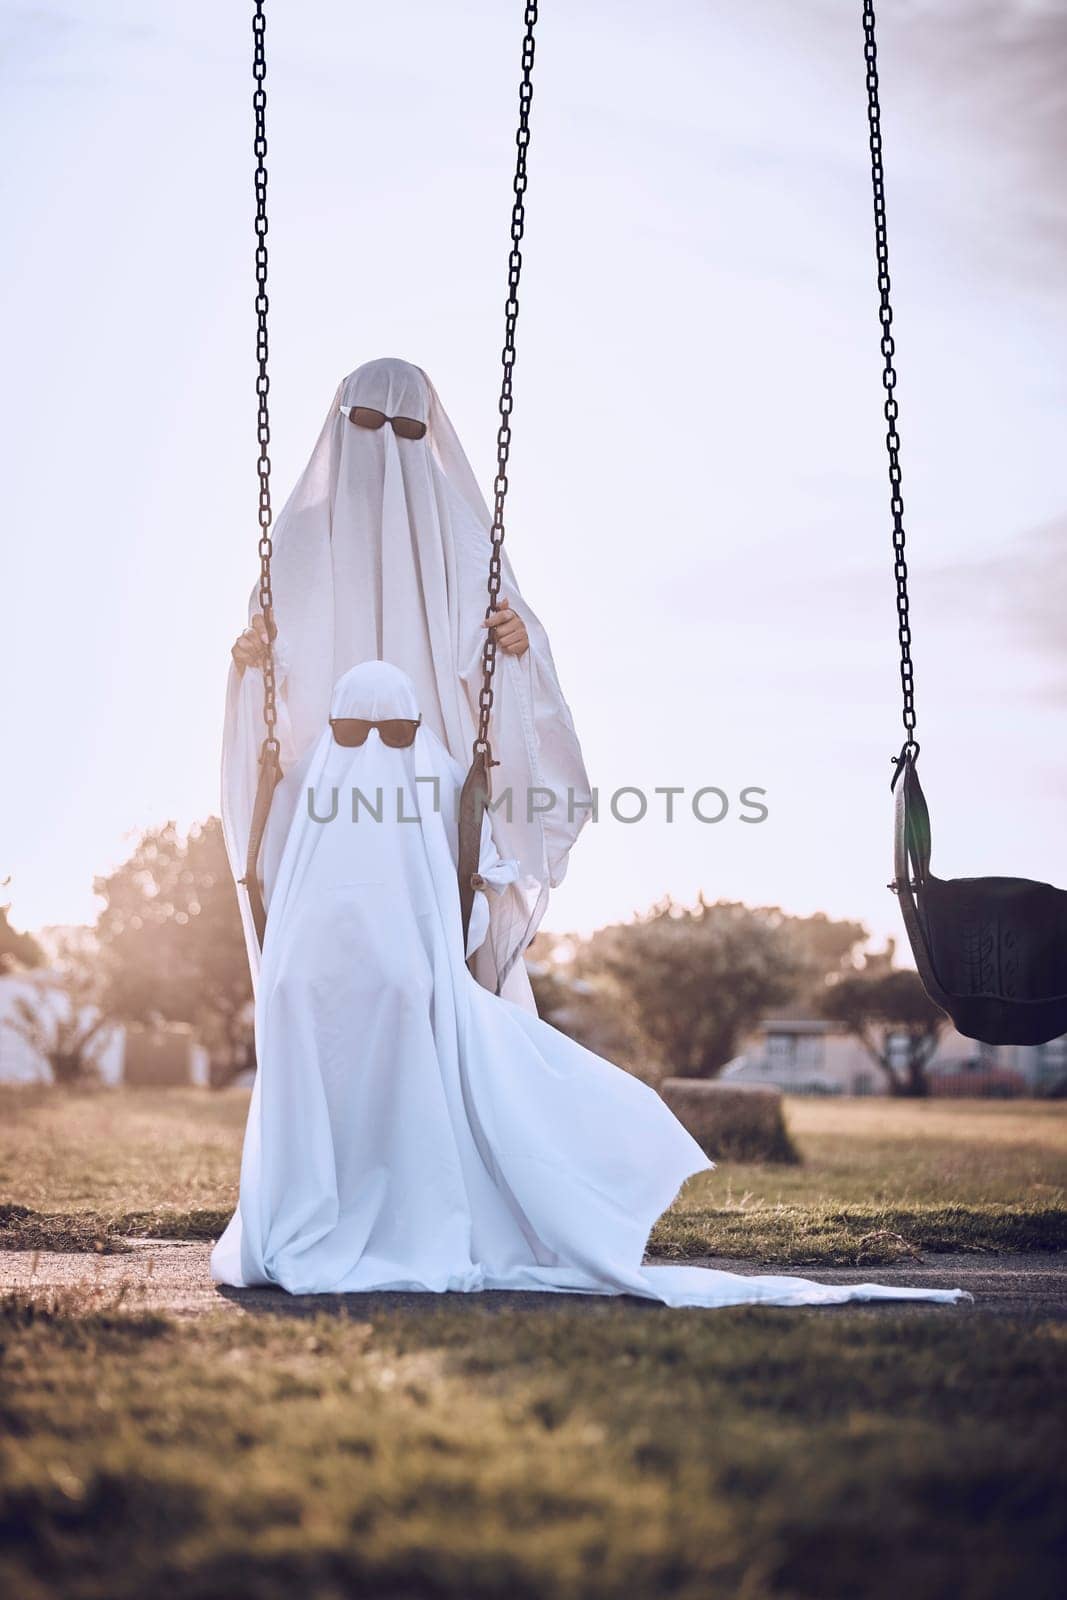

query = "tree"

[
  {"left": 4, "top": 941, "right": 111, "bottom": 1086},
  {"left": 93, "top": 818, "right": 254, "bottom": 1084},
  {"left": 786, "top": 911, "right": 871, "bottom": 993},
  {"left": 582, "top": 897, "right": 810, "bottom": 1079},
  {"left": 0, "top": 891, "right": 44, "bottom": 974},
  {"left": 819, "top": 967, "right": 947, "bottom": 1096},
  {"left": 527, "top": 930, "right": 664, "bottom": 1086}
]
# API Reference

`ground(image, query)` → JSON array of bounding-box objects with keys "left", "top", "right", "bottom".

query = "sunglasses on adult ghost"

[
  {"left": 330, "top": 716, "right": 422, "bottom": 749},
  {"left": 344, "top": 405, "right": 427, "bottom": 441}
]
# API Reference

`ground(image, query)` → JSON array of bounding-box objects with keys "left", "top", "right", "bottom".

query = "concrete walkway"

[{"left": 1, "top": 1241, "right": 1063, "bottom": 1318}]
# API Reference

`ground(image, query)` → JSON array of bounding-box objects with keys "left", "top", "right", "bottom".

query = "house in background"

[
  {"left": 0, "top": 971, "right": 209, "bottom": 1087},
  {"left": 722, "top": 1013, "right": 1067, "bottom": 1097}
]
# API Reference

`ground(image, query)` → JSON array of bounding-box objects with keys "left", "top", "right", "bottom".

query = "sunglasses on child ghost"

[
  {"left": 330, "top": 715, "right": 422, "bottom": 748},
  {"left": 342, "top": 405, "right": 428, "bottom": 441}
]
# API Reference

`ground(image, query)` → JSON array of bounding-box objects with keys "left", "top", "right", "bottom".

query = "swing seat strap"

[
  {"left": 458, "top": 748, "right": 492, "bottom": 961},
  {"left": 241, "top": 738, "right": 282, "bottom": 949}
]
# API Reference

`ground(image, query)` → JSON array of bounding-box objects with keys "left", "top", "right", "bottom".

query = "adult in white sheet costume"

[
  {"left": 222, "top": 357, "right": 590, "bottom": 1007},
  {"left": 212, "top": 661, "right": 968, "bottom": 1310}
]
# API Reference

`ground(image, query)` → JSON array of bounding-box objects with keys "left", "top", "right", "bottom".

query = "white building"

[
  {"left": 722, "top": 1014, "right": 1067, "bottom": 1097},
  {"left": 0, "top": 972, "right": 208, "bottom": 1087}
]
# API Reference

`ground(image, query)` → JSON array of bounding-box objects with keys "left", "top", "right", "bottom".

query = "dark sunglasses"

[
  {"left": 345, "top": 405, "right": 427, "bottom": 441},
  {"left": 330, "top": 715, "right": 422, "bottom": 749}
]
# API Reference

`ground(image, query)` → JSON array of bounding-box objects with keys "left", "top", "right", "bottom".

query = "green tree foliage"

[
  {"left": 0, "top": 896, "right": 44, "bottom": 974},
  {"left": 786, "top": 910, "right": 871, "bottom": 992},
  {"left": 93, "top": 819, "right": 253, "bottom": 1083},
  {"left": 583, "top": 897, "right": 828, "bottom": 1079},
  {"left": 527, "top": 931, "right": 664, "bottom": 1085},
  {"left": 819, "top": 968, "right": 947, "bottom": 1096}
]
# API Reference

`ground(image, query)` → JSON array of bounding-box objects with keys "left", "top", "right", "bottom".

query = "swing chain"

[
  {"left": 473, "top": 1, "right": 538, "bottom": 761},
  {"left": 863, "top": 1, "right": 918, "bottom": 772},
  {"left": 253, "top": 0, "right": 279, "bottom": 760}
]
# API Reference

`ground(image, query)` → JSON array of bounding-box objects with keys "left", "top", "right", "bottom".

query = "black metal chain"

[
  {"left": 473, "top": 1, "right": 538, "bottom": 762},
  {"left": 862, "top": 0, "right": 918, "bottom": 774},
  {"left": 252, "top": 0, "right": 279, "bottom": 759}
]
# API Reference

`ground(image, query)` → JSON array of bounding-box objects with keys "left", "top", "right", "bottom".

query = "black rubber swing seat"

[{"left": 893, "top": 750, "right": 1067, "bottom": 1046}]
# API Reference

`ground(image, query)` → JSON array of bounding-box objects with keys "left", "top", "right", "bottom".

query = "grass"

[
  {"left": 654, "top": 1097, "right": 1067, "bottom": 1264},
  {"left": 0, "top": 1288, "right": 1063, "bottom": 1600},
  {"left": 0, "top": 1089, "right": 1063, "bottom": 1264},
  {"left": 0, "top": 1088, "right": 243, "bottom": 1214},
  {"left": 2, "top": 1090, "right": 1065, "bottom": 1597}
]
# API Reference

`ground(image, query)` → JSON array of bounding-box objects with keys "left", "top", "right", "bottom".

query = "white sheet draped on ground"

[
  {"left": 211, "top": 663, "right": 968, "bottom": 1310},
  {"left": 220, "top": 357, "right": 590, "bottom": 1005}
]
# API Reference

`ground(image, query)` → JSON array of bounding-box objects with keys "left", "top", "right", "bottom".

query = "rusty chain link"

[
  {"left": 252, "top": 0, "right": 279, "bottom": 760},
  {"left": 863, "top": 1, "right": 918, "bottom": 779},
  {"left": 473, "top": 1, "right": 538, "bottom": 762},
  {"left": 250, "top": 2, "right": 534, "bottom": 770}
]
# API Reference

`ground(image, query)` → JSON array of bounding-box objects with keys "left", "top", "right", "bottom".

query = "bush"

[{"left": 659, "top": 1079, "right": 799, "bottom": 1164}]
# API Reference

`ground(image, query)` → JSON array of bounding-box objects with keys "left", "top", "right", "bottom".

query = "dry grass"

[
  {"left": 0, "top": 1087, "right": 244, "bottom": 1216},
  {"left": 652, "top": 1097, "right": 1067, "bottom": 1262},
  {"left": 0, "top": 1089, "right": 1064, "bottom": 1264},
  {"left": 1, "top": 1288, "right": 1064, "bottom": 1600},
  {"left": 2, "top": 1091, "right": 1065, "bottom": 1597}
]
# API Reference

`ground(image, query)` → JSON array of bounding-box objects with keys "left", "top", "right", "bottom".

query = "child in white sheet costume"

[{"left": 211, "top": 661, "right": 968, "bottom": 1310}]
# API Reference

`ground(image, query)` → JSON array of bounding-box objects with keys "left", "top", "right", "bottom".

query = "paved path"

[{"left": 1, "top": 1241, "right": 1062, "bottom": 1318}]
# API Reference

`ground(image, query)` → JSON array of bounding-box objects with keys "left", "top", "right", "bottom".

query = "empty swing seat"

[{"left": 893, "top": 752, "right": 1067, "bottom": 1046}]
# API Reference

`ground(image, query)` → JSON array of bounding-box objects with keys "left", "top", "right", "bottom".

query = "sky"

[{"left": 1, "top": 0, "right": 1065, "bottom": 951}]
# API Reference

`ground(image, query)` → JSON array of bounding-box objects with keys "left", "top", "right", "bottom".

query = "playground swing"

[
  {"left": 242, "top": 0, "right": 1067, "bottom": 1048},
  {"left": 240, "top": 0, "right": 538, "bottom": 955},
  {"left": 864, "top": 0, "right": 1067, "bottom": 1046}
]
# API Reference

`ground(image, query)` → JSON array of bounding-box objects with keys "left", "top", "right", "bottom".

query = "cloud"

[{"left": 925, "top": 516, "right": 1067, "bottom": 697}]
